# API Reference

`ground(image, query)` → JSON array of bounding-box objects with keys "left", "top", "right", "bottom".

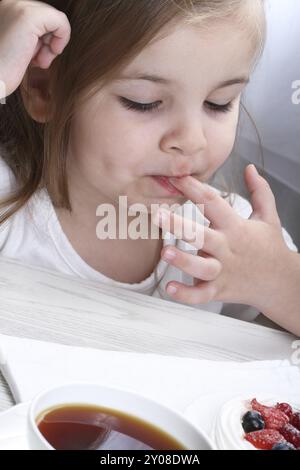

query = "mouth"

[{"left": 151, "top": 175, "right": 185, "bottom": 195}]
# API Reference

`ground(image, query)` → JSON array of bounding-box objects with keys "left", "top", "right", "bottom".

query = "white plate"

[
  {"left": 185, "top": 394, "right": 300, "bottom": 450},
  {"left": 0, "top": 402, "right": 30, "bottom": 450}
]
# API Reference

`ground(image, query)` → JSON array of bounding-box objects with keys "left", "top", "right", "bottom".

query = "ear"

[{"left": 20, "top": 66, "right": 54, "bottom": 123}]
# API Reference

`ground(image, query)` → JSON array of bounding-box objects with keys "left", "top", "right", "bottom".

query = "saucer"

[{"left": 0, "top": 402, "right": 30, "bottom": 450}]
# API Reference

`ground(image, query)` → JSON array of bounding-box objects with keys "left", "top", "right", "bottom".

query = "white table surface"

[{"left": 0, "top": 257, "right": 297, "bottom": 412}]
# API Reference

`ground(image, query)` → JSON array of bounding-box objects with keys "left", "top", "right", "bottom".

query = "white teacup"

[{"left": 28, "top": 382, "right": 215, "bottom": 450}]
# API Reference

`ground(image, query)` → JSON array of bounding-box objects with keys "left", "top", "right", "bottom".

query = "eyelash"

[{"left": 118, "top": 97, "right": 233, "bottom": 114}]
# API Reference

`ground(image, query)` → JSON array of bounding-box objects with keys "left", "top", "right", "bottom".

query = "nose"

[{"left": 160, "top": 112, "right": 207, "bottom": 159}]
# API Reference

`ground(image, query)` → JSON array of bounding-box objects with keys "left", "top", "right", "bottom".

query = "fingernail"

[
  {"left": 162, "top": 249, "right": 176, "bottom": 261},
  {"left": 167, "top": 285, "right": 178, "bottom": 295},
  {"left": 250, "top": 164, "right": 259, "bottom": 175}
]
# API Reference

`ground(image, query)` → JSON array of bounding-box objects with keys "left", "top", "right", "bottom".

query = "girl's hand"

[
  {"left": 0, "top": 0, "right": 71, "bottom": 98},
  {"left": 153, "top": 164, "right": 290, "bottom": 312}
]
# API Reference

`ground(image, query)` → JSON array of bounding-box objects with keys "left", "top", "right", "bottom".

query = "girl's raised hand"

[
  {"left": 153, "top": 164, "right": 290, "bottom": 312},
  {"left": 0, "top": 0, "right": 71, "bottom": 98}
]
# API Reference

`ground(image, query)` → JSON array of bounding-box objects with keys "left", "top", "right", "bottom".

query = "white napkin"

[{"left": 0, "top": 333, "right": 299, "bottom": 437}]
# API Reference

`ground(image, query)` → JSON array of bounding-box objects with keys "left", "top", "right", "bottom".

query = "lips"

[
  {"left": 155, "top": 174, "right": 192, "bottom": 178},
  {"left": 151, "top": 175, "right": 184, "bottom": 195}
]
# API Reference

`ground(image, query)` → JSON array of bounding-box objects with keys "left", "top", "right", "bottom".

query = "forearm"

[{"left": 254, "top": 251, "right": 300, "bottom": 336}]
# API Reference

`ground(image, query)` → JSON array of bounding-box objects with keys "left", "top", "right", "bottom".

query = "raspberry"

[
  {"left": 290, "top": 412, "right": 300, "bottom": 431},
  {"left": 251, "top": 398, "right": 272, "bottom": 413},
  {"left": 276, "top": 403, "right": 293, "bottom": 419},
  {"left": 280, "top": 424, "right": 300, "bottom": 447},
  {"left": 263, "top": 409, "right": 290, "bottom": 430},
  {"left": 251, "top": 399, "right": 289, "bottom": 430},
  {"left": 245, "top": 429, "right": 285, "bottom": 450}
]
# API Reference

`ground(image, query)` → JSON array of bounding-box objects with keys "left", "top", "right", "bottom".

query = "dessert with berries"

[
  {"left": 213, "top": 396, "right": 299, "bottom": 450},
  {"left": 243, "top": 398, "right": 300, "bottom": 450}
]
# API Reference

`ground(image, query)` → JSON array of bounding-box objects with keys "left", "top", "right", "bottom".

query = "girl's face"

[{"left": 68, "top": 19, "right": 256, "bottom": 210}]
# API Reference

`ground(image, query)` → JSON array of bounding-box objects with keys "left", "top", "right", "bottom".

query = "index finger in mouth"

[{"left": 168, "top": 176, "right": 238, "bottom": 229}]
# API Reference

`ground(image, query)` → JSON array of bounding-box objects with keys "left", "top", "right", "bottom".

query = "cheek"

[
  {"left": 205, "top": 112, "right": 239, "bottom": 169},
  {"left": 95, "top": 107, "right": 154, "bottom": 169},
  {"left": 71, "top": 106, "right": 151, "bottom": 174}
]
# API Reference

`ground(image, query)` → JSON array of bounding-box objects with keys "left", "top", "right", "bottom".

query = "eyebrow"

[{"left": 116, "top": 73, "right": 249, "bottom": 89}]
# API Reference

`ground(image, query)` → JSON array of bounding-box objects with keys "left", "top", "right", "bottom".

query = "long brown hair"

[{"left": 0, "top": 0, "right": 265, "bottom": 227}]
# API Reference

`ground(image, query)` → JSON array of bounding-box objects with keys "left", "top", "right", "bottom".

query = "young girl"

[{"left": 0, "top": 1, "right": 298, "bottom": 335}]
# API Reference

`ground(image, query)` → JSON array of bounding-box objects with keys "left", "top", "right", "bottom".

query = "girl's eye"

[
  {"left": 119, "top": 97, "right": 161, "bottom": 113},
  {"left": 205, "top": 101, "right": 233, "bottom": 114},
  {"left": 118, "top": 96, "right": 233, "bottom": 114}
]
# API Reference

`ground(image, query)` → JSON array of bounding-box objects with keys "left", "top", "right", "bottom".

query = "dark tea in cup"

[
  {"left": 28, "top": 384, "right": 213, "bottom": 450},
  {"left": 36, "top": 403, "right": 186, "bottom": 450}
]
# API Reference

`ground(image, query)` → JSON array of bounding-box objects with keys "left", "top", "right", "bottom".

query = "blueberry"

[
  {"left": 272, "top": 442, "right": 296, "bottom": 450},
  {"left": 242, "top": 411, "right": 265, "bottom": 433}
]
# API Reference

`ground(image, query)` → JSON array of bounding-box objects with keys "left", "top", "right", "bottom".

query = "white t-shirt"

[{"left": 0, "top": 157, "right": 297, "bottom": 321}]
